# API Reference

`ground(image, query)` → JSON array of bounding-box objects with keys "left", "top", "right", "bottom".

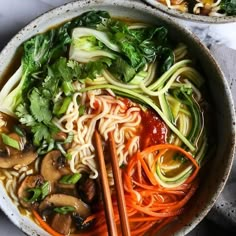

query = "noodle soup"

[
  {"left": 144, "top": 0, "right": 236, "bottom": 17},
  {"left": 0, "top": 8, "right": 224, "bottom": 236}
]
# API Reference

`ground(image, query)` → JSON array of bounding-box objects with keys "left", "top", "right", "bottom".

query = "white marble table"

[{"left": 0, "top": 0, "right": 235, "bottom": 235}]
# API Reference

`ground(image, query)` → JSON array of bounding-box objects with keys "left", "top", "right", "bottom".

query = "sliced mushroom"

[
  {"left": 40, "top": 150, "right": 71, "bottom": 183},
  {"left": 0, "top": 130, "right": 37, "bottom": 169},
  {"left": 51, "top": 213, "right": 72, "bottom": 235},
  {"left": 39, "top": 194, "right": 90, "bottom": 218},
  {"left": 17, "top": 175, "right": 44, "bottom": 208},
  {"left": 77, "top": 175, "right": 98, "bottom": 204},
  {"left": 0, "top": 148, "right": 38, "bottom": 169},
  {"left": 0, "top": 112, "right": 15, "bottom": 133},
  {"left": 56, "top": 183, "right": 77, "bottom": 196},
  {"left": 40, "top": 151, "right": 72, "bottom": 193}
]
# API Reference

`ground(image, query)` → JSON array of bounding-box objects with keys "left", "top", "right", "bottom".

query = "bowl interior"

[
  {"left": 0, "top": 0, "right": 235, "bottom": 236},
  {"left": 143, "top": 0, "right": 236, "bottom": 23}
]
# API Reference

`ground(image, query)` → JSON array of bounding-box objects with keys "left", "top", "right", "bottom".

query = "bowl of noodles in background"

[
  {"left": 0, "top": 0, "right": 235, "bottom": 236},
  {"left": 142, "top": 0, "right": 236, "bottom": 23}
]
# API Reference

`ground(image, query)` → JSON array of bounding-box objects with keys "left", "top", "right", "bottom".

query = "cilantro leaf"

[
  {"left": 29, "top": 88, "right": 52, "bottom": 123},
  {"left": 50, "top": 57, "right": 82, "bottom": 83},
  {"left": 31, "top": 123, "right": 51, "bottom": 146},
  {"left": 81, "top": 57, "right": 112, "bottom": 80},
  {"left": 15, "top": 104, "right": 36, "bottom": 127}
]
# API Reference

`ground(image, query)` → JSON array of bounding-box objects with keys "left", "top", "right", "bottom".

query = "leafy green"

[
  {"left": 107, "top": 21, "right": 173, "bottom": 72},
  {"left": 51, "top": 57, "right": 82, "bottom": 83},
  {"left": 69, "top": 27, "right": 118, "bottom": 63},
  {"left": 41, "top": 75, "right": 59, "bottom": 98},
  {"left": 157, "top": 47, "right": 175, "bottom": 75},
  {"left": 53, "top": 96, "right": 72, "bottom": 116},
  {"left": 81, "top": 57, "right": 112, "bottom": 80},
  {"left": 73, "top": 35, "right": 105, "bottom": 51},
  {"left": 70, "top": 10, "right": 110, "bottom": 29},
  {"left": 68, "top": 11, "right": 174, "bottom": 83},
  {"left": 0, "top": 22, "right": 72, "bottom": 114},
  {"left": 109, "top": 57, "right": 136, "bottom": 83},
  {"left": 16, "top": 104, "right": 37, "bottom": 127},
  {"left": 220, "top": 0, "right": 236, "bottom": 15},
  {"left": 31, "top": 124, "right": 52, "bottom": 146},
  {"left": 15, "top": 57, "right": 82, "bottom": 148},
  {"left": 15, "top": 55, "right": 104, "bottom": 149},
  {"left": 29, "top": 88, "right": 52, "bottom": 123}
]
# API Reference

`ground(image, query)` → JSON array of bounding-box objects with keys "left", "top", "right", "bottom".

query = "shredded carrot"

[
  {"left": 137, "top": 159, "right": 142, "bottom": 183},
  {"left": 83, "top": 214, "right": 96, "bottom": 225},
  {"left": 117, "top": 144, "right": 200, "bottom": 235},
  {"left": 152, "top": 149, "right": 167, "bottom": 170},
  {"left": 137, "top": 152, "right": 158, "bottom": 185},
  {"left": 129, "top": 216, "right": 160, "bottom": 222},
  {"left": 32, "top": 143, "right": 201, "bottom": 236}
]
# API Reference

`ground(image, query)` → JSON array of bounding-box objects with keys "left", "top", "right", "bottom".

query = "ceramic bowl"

[
  {"left": 143, "top": 0, "right": 236, "bottom": 23},
  {"left": 0, "top": 0, "right": 235, "bottom": 235}
]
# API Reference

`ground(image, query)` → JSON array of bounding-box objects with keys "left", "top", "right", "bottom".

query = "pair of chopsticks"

[{"left": 95, "top": 130, "right": 131, "bottom": 236}]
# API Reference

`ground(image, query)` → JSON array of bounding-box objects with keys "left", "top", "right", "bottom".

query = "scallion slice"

[
  {"left": 59, "top": 173, "right": 81, "bottom": 184},
  {"left": 1, "top": 133, "right": 20, "bottom": 150},
  {"left": 54, "top": 206, "right": 75, "bottom": 215}
]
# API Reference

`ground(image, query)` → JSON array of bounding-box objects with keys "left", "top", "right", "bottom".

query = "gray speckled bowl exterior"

[
  {"left": 0, "top": 0, "right": 235, "bottom": 235},
  {"left": 143, "top": 0, "right": 236, "bottom": 23}
]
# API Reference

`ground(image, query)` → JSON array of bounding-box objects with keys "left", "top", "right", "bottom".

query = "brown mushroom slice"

[
  {"left": 0, "top": 112, "right": 16, "bottom": 133},
  {"left": 40, "top": 150, "right": 71, "bottom": 184},
  {"left": 77, "top": 176, "right": 98, "bottom": 204},
  {"left": 0, "top": 129, "right": 37, "bottom": 169},
  {"left": 0, "top": 149, "right": 38, "bottom": 169},
  {"left": 18, "top": 175, "right": 44, "bottom": 208},
  {"left": 51, "top": 213, "right": 72, "bottom": 235},
  {"left": 39, "top": 194, "right": 90, "bottom": 218},
  {"left": 56, "top": 182, "right": 76, "bottom": 196}
]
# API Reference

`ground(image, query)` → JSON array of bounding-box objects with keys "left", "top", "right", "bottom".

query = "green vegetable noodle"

[{"left": 0, "top": 11, "right": 215, "bottom": 236}]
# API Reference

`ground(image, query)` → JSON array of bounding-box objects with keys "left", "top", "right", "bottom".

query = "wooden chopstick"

[
  {"left": 108, "top": 131, "right": 131, "bottom": 236},
  {"left": 94, "top": 130, "right": 118, "bottom": 236}
]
